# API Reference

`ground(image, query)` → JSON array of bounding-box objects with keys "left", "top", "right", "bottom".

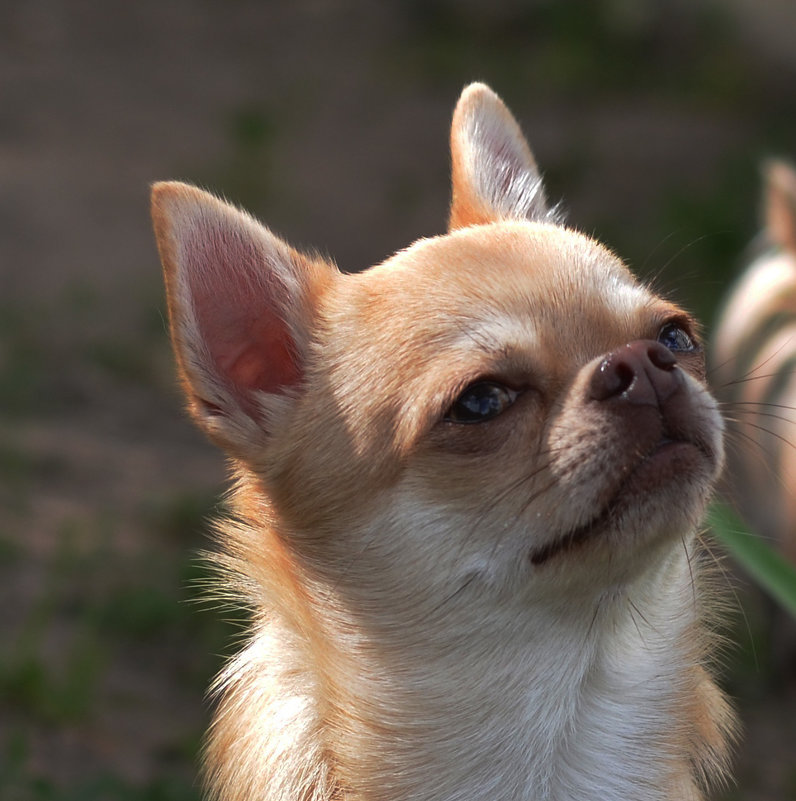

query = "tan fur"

[{"left": 152, "top": 83, "right": 733, "bottom": 801}]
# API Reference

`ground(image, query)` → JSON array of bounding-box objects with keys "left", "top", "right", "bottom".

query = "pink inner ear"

[
  {"left": 185, "top": 228, "right": 303, "bottom": 410},
  {"left": 216, "top": 315, "right": 301, "bottom": 395}
]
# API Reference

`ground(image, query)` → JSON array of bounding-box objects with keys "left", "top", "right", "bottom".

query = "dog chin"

[{"left": 530, "top": 438, "right": 717, "bottom": 568}]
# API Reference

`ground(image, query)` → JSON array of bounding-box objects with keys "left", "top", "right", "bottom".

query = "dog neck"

[
  {"left": 324, "top": 551, "right": 705, "bottom": 801},
  {"left": 207, "top": 503, "right": 726, "bottom": 801}
]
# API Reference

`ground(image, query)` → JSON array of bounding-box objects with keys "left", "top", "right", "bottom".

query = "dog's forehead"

[{"left": 355, "top": 221, "right": 651, "bottom": 350}]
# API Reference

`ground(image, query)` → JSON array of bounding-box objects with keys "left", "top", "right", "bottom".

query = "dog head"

[{"left": 152, "top": 84, "right": 724, "bottom": 610}]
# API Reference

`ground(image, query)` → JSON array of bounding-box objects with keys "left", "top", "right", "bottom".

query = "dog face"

[
  {"left": 266, "top": 224, "right": 724, "bottom": 612},
  {"left": 153, "top": 84, "right": 723, "bottom": 610}
]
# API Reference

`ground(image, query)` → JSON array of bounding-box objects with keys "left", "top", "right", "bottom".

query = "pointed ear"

[
  {"left": 448, "top": 83, "right": 556, "bottom": 231},
  {"left": 151, "top": 182, "right": 334, "bottom": 457},
  {"left": 765, "top": 160, "right": 796, "bottom": 253}
]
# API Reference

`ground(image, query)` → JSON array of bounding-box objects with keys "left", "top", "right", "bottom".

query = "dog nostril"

[
  {"left": 590, "top": 354, "right": 637, "bottom": 401},
  {"left": 590, "top": 340, "right": 684, "bottom": 406},
  {"left": 648, "top": 343, "right": 677, "bottom": 370},
  {"left": 613, "top": 361, "right": 635, "bottom": 393}
]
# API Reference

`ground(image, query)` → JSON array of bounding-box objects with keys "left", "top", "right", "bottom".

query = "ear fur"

[
  {"left": 449, "top": 82, "right": 557, "bottom": 230},
  {"left": 765, "top": 160, "right": 796, "bottom": 253},
  {"left": 151, "top": 182, "right": 334, "bottom": 457}
]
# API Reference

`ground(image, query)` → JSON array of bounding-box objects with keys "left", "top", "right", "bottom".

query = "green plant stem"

[{"left": 708, "top": 502, "right": 796, "bottom": 619}]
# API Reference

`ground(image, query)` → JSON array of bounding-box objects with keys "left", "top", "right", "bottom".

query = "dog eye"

[
  {"left": 657, "top": 322, "right": 697, "bottom": 353},
  {"left": 444, "top": 381, "right": 518, "bottom": 424}
]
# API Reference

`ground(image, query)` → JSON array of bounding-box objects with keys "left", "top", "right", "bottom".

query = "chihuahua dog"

[
  {"left": 152, "top": 83, "right": 733, "bottom": 801},
  {"left": 713, "top": 160, "right": 796, "bottom": 563}
]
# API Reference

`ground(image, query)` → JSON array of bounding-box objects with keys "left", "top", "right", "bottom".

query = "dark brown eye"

[
  {"left": 444, "top": 381, "right": 518, "bottom": 424},
  {"left": 657, "top": 322, "right": 697, "bottom": 353}
]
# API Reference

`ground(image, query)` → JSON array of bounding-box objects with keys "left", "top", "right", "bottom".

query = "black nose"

[{"left": 589, "top": 340, "right": 681, "bottom": 406}]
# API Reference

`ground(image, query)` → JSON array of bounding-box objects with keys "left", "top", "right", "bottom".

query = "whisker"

[
  {"left": 701, "top": 523, "right": 764, "bottom": 670},
  {"left": 628, "top": 597, "right": 656, "bottom": 635},
  {"left": 626, "top": 597, "right": 646, "bottom": 644},
  {"left": 725, "top": 399, "right": 796, "bottom": 414},
  {"left": 681, "top": 534, "right": 698, "bottom": 611},
  {"left": 727, "top": 417, "right": 796, "bottom": 453},
  {"left": 651, "top": 233, "right": 720, "bottom": 290},
  {"left": 433, "top": 437, "right": 587, "bottom": 613},
  {"left": 585, "top": 597, "right": 604, "bottom": 640},
  {"left": 720, "top": 370, "right": 794, "bottom": 388},
  {"left": 721, "top": 420, "right": 793, "bottom": 483},
  {"left": 428, "top": 572, "right": 479, "bottom": 616},
  {"left": 697, "top": 527, "right": 758, "bottom": 668},
  {"left": 711, "top": 338, "right": 796, "bottom": 387},
  {"left": 724, "top": 408, "right": 796, "bottom": 430}
]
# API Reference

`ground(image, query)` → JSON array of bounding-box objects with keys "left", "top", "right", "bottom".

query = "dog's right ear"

[{"left": 151, "top": 182, "right": 334, "bottom": 458}]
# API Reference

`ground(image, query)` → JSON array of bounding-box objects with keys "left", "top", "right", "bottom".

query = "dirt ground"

[{"left": 2, "top": 1, "right": 796, "bottom": 799}]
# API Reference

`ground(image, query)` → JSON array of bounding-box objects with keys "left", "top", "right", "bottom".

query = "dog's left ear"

[
  {"left": 449, "top": 83, "right": 555, "bottom": 230},
  {"left": 151, "top": 182, "right": 335, "bottom": 461}
]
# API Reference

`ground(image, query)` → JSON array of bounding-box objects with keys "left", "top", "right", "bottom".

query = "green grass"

[
  {"left": 709, "top": 503, "right": 796, "bottom": 620},
  {"left": 0, "top": 500, "right": 234, "bottom": 801},
  {"left": 0, "top": 734, "right": 203, "bottom": 801}
]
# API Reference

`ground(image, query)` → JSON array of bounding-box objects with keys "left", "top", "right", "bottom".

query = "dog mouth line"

[
  {"left": 529, "top": 503, "right": 615, "bottom": 566},
  {"left": 529, "top": 435, "right": 710, "bottom": 567}
]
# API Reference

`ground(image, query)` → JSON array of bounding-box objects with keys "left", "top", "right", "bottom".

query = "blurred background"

[{"left": 1, "top": 1, "right": 795, "bottom": 799}]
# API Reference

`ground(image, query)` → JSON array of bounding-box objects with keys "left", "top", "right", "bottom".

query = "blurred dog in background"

[{"left": 713, "top": 161, "right": 796, "bottom": 565}]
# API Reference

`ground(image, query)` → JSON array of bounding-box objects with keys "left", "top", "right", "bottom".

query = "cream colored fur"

[
  {"left": 713, "top": 161, "right": 796, "bottom": 560},
  {"left": 152, "top": 83, "right": 734, "bottom": 801}
]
